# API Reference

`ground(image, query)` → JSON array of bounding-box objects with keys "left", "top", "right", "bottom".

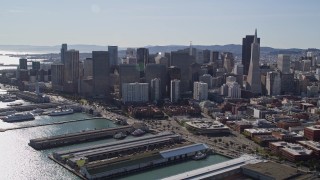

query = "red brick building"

[{"left": 304, "top": 125, "right": 320, "bottom": 141}]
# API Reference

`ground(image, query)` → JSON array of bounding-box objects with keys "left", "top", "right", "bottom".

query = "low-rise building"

[
  {"left": 298, "top": 140, "right": 320, "bottom": 157},
  {"left": 252, "top": 135, "right": 278, "bottom": 147},
  {"left": 272, "top": 131, "right": 304, "bottom": 142},
  {"left": 304, "top": 125, "right": 320, "bottom": 141},
  {"left": 243, "top": 128, "right": 272, "bottom": 138},
  {"left": 269, "top": 141, "right": 313, "bottom": 162},
  {"left": 185, "top": 120, "right": 229, "bottom": 134}
]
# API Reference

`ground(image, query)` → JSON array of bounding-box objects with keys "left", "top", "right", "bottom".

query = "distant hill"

[{"left": 0, "top": 44, "right": 317, "bottom": 56}]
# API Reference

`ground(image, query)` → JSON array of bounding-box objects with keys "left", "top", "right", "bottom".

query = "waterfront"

[
  {"left": 120, "top": 155, "right": 230, "bottom": 180},
  {"left": 0, "top": 99, "right": 231, "bottom": 180}
]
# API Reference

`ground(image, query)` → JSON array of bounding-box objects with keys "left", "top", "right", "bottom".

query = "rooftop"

[
  {"left": 271, "top": 141, "right": 313, "bottom": 156},
  {"left": 298, "top": 140, "right": 320, "bottom": 151},
  {"left": 245, "top": 128, "right": 271, "bottom": 134},
  {"left": 185, "top": 120, "right": 229, "bottom": 130},
  {"left": 241, "top": 161, "right": 300, "bottom": 180},
  {"left": 160, "top": 143, "right": 209, "bottom": 159}
]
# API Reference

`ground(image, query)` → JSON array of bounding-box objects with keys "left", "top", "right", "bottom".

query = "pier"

[
  {"left": 1, "top": 117, "right": 106, "bottom": 132},
  {"left": 0, "top": 103, "right": 63, "bottom": 112},
  {"left": 29, "top": 125, "right": 135, "bottom": 150}
]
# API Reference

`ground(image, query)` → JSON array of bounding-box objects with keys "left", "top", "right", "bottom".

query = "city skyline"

[{"left": 0, "top": 0, "right": 319, "bottom": 49}]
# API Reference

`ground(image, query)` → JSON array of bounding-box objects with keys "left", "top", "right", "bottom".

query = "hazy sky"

[{"left": 0, "top": 0, "right": 319, "bottom": 48}]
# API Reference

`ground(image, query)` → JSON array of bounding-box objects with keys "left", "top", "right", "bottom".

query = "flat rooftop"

[
  {"left": 242, "top": 161, "right": 299, "bottom": 180},
  {"left": 162, "top": 155, "right": 260, "bottom": 180},
  {"left": 298, "top": 140, "right": 320, "bottom": 151}
]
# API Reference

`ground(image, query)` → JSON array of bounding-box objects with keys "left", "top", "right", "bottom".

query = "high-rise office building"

[
  {"left": 108, "top": 46, "right": 118, "bottom": 66},
  {"left": 277, "top": 54, "right": 290, "bottom": 74},
  {"left": 302, "top": 60, "right": 311, "bottom": 72},
  {"left": 151, "top": 78, "right": 161, "bottom": 102},
  {"left": 210, "top": 51, "right": 219, "bottom": 63},
  {"left": 61, "top": 44, "right": 67, "bottom": 64},
  {"left": 199, "top": 74, "right": 213, "bottom": 89},
  {"left": 170, "top": 79, "right": 180, "bottom": 103},
  {"left": 223, "top": 53, "right": 234, "bottom": 73},
  {"left": 19, "top": 58, "right": 28, "bottom": 70},
  {"left": 233, "top": 64, "right": 244, "bottom": 75},
  {"left": 119, "top": 64, "right": 140, "bottom": 95},
  {"left": 51, "top": 63, "right": 64, "bottom": 91},
  {"left": 242, "top": 33, "right": 260, "bottom": 75},
  {"left": 64, "top": 50, "right": 79, "bottom": 82},
  {"left": 126, "top": 48, "right": 136, "bottom": 57},
  {"left": 136, "top": 48, "right": 149, "bottom": 72},
  {"left": 281, "top": 73, "right": 294, "bottom": 95},
  {"left": 195, "top": 50, "right": 204, "bottom": 64},
  {"left": 83, "top": 58, "right": 93, "bottom": 78},
  {"left": 122, "top": 82, "right": 149, "bottom": 103},
  {"left": 228, "top": 82, "right": 241, "bottom": 98},
  {"left": 170, "top": 51, "right": 195, "bottom": 92},
  {"left": 32, "top": 61, "right": 41, "bottom": 71},
  {"left": 145, "top": 64, "right": 167, "bottom": 98},
  {"left": 246, "top": 29, "right": 262, "bottom": 94},
  {"left": 155, "top": 54, "right": 169, "bottom": 67},
  {"left": 193, "top": 82, "right": 208, "bottom": 101},
  {"left": 266, "top": 71, "right": 281, "bottom": 96},
  {"left": 203, "top": 50, "right": 211, "bottom": 64},
  {"left": 92, "top": 51, "right": 109, "bottom": 96}
]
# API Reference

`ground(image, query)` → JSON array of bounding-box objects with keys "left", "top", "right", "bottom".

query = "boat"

[
  {"left": 131, "top": 129, "right": 146, "bottom": 136},
  {"left": 2, "top": 98, "right": 15, "bottom": 102},
  {"left": 115, "top": 118, "right": 128, "bottom": 125},
  {"left": 7, "top": 102, "right": 23, "bottom": 106},
  {"left": 2, "top": 112, "right": 34, "bottom": 122},
  {"left": 32, "top": 108, "right": 45, "bottom": 114},
  {"left": 0, "top": 110, "right": 17, "bottom": 116},
  {"left": 192, "top": 152, "right": 207, "bottom": 160},
  {"left": 113, "top": 132, "right": 127, "bottom": 140},
  {"left": 48, "top": 108, "right": 74, "bottom": 116}
]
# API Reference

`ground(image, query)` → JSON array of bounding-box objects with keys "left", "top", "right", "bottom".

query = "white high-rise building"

[
  {"left": 277, "top": 54, "right": 290, "bottom": 74},
  {"left": 228, "top": 82, "right": 241, "bottom": 98},
  {"left": 122, "top": 82, "right": 149, "bottom": 103},
  {"left": 266, "top": 71, "right": 281, "bottom": 96},
  {"left": 151, "top": 78, "right": 161, "bottom": 102},
  {"left": 193, "top": 82, "right": 208, "bottom": 101},
  {"left": 170, "top": 79, "right": 180, "bottom": 103}
]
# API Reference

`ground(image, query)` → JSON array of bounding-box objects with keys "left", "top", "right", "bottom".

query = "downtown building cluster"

[{"left": 1, "top": 29, "right": 320, "bottom": 165}]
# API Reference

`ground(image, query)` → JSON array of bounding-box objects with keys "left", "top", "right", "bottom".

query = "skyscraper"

[
  {"left": 193, "top": 82, "right": 208, "bottom": 101},
  {"left": 136, "top": 48, "right": 149, "bottom": 73},
  {"left": 32, "top": 61, "right": 40, "bottom": 71},
  {"left": 203, "top": 50, "right": 211, "bottom": 64},
  {"left": 19, "top": 58, "right": 28, "bottom": 70},
  {"left": 108, "top": 46, "right": 118, "bottom": 66},
  {"left": 242, "top": 34, "right": 260, "bottom": 75},
  {"left": 246, "top": 29, "right": 262, "bottom": 94},
  {"left": 277, "top": 54, "right": 290, "bottom": 74},
  {"left": 61, "top": 44, "right": 67, "bottom": 64},
  {"left": 145, "top": 64, "right": 167, "bottom": 99},
  {"left": 64, "top": 50, "right": 79, "bottom": 88},
  {"left": 119, "top": 64, "right": 140, "bottom": 95},
  {"left": 266, "top": 71, "right": 281, "bottom": 96},
  {"left": 122, "top": 82, "right": 149, "bottom": 103},
  {"left": 170, "top": 79, "right": 180, "bottom": 103},
  {"left": 92, "top": 51, "right": 110, "bottom": 96},
  {"left": 210, "top": 51, "right": 219, "bottom": 63},
  {"left": 151, "top": 78, "right": 161, "bottom": 102},
  {"left": 170, "top": 51, "right": 195, "bottom": 92},
  {"left": 51, "top": 63, "right": 64, "bottom": 91}
]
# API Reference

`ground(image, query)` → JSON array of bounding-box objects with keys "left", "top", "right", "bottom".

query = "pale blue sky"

[{"left": 0, "top": 0, "right": 319, "bottom": 48}]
